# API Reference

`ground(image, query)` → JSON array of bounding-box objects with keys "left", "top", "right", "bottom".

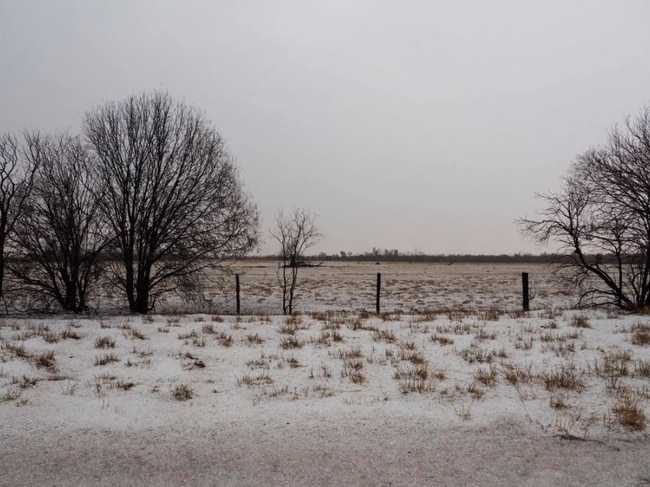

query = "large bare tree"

[
  {"left": 9, "top": 133, "right": 107, "bottom": 312},
  {"left": 0, "top": 133, "right": 38, "bottom": 302},
  {"left": 84, "top": 91, "right": 259, "bottom": 313},
  {"left": 271, "top": 209, "right": 321, "bottom": 315},
  {"left": 520, "top": 104, "right": 650, "bottom": 311}
]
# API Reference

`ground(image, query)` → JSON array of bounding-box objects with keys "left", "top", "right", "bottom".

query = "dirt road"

[{"left": 1, "top": 414, "right": 648, "bottom": 486}]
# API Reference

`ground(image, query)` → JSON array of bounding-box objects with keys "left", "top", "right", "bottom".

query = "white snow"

[{"left": 1, "top": 263, "right": 649, "bottom": 485}]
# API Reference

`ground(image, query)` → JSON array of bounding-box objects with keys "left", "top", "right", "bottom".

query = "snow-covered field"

[
  {"left": 199, "top": 261, "right": 574, "bottom": 315},
  {"left": 2, "top": 263, "right": 650, "bottom": 486}
]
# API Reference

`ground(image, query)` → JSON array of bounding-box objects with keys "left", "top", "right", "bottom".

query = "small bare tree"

[
  {"left": 9, "top": 133, "right": 107, "bottom": 312},
  {"left": 271, "top": 209, "right": 321, "bottom": 315},
  {"left": 520, "top": 104, "right": 650, "bottom": 311},
  {"left": 0, "top": 133, "right": 38, "bottom": 303}
]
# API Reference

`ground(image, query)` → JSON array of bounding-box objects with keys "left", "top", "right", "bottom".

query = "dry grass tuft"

[
  {"left": 331, "top": 347, "right": 363, "bottom": 360},
  {"left": 178, "top": 329, "right": 200, "bottom": 340},
  {"left": 594, "top": 350, "right": 632, "bottom": 378},
  {"left": 430, "top": 333, "right": 454, "bottom": 345},
  {"left": 611, "top": 393, "right": 646, "bottom": 431},
  {"left": 94, "top": 353, "right": 120, "bottom": 366},
  {"left": 341, "top": 358, "right": 366, "bottom": 384},
  {"left": 172, "top": 384, "right": 194, "bottom": 401},
  {"left": 280, "top": 336, "right": 304, "bottom": 349},
  {"left": 570, "top": 315, "right": 592, "bottom": 328},
  {"left": 549, "top": 394, "right": 570, "bottom": 409},
  {"left": 215, "top": 332, "right": 233, "bottom": 347},
  {"left": 95, "top": 336, "right": 116, "bottom": 349},
  {"left": 4, "top": 342, "right": 30, "bottom": 359},
  {"left": 237, "top": 372, "right": 274, "bottom": 387},
  {"left": 634, "top": 359, "right": 650, "bottom": 378},
  {"left": 372, "top": 329, "right": 397, "bottom": 343},
  {"left": 246, "top": 333, "right": 265, "bottom": 345},
  {"left": 630, "top": 323, "right": 650, "bottom": 346},
  {"left": 474, "top": 364, "right": 498, "bottom": 387},
  {"left": 35, "top": 351, "right": 56, "bottom": 370},
  {"left": 540, "top": 363, "right": 585, "bottom": 392},
  {"left": 478, "top": 308, "right": 502, "bottom": 321},
  {"left": 501, "top": 362, "right": 535, "bottom": 386},
  {"left": 394, "top": 363, "right": 437, "bottom": 394},
  {"left": 61, "top": 327, "right": 81, "bottom": 340},
  {"left": 125, "top": 327, "right": 147, "bottom": 340}
]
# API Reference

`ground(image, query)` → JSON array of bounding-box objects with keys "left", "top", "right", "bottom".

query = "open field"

[
  {"left": 2, "top": 284, "right": 650, "bottom": 485},
  {"left": 187, "top": 261, "right": 575, "bottom": 315}
]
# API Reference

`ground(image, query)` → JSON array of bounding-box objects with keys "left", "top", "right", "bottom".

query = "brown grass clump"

[
  {"left": 478, "top": 308, "right": 502, "bottom": 321},
  {"left": 215, "top": 332, "right": 233, "bottom": 347},
  {"left": 549, "top": 394, "right": 570, "bottom": 409},
  {"left": 500, "top": 362, "right": 535, "bottom": 386},
  {"left": 394, "top": 363, "right": 436, "bottom": 394},
  {"left": 331, "top": 347, "right": 363, "bottom": 360},
  {"left": 280, "top": 336, "right": 304, "bottom": 349},
  {"left": 237, "top": 372, "right": 274, "bottom": 387},
  {"left": 94, "top": 353, "right": 120, "bottom": 366},
  {"left": 246, "top": 333, "right": 265, "bottom": 345},
  {"left": 474, "top": 365, "right": 498, "bottom": 387},
  {"left": 539, "top": 363, "right": 585, "bottom": 392},
  {"left": 570, "top": 315, "right": 591, "bottom": 328},
  {"left": 634, "top": 360, "right": 650, "bottom": 378},
  {"left": 172, "top": 384, "right": 194, "bottom": 401},
  {"left": 630, "top": 323, "right": 650, "bottom": 346},
  {"left": 341, "top": 358, "right": 366, "bottom": 384},
  {"left": 594, "top": 350, "right": 632, "bottom": 378},
  {"left": 125, "top": 327, "right": 147, "bottom": 340},
  {"left": 372, "top": 329, "right": 397, "bottom": 343},
  {"left": 35, "top": 351, "right": 56, "bottom": 370},
  {"left": 611, "top": 394, "right": 646, "bottom": 431},
  {"left": 4, "top": 342, "right": 29, "bottom": 359},
  {"left": 430, "top": 334, "right": 454, "bottom": 346},
  {"left": 95, "top": 336, "right": 116, "bottom": 349}
]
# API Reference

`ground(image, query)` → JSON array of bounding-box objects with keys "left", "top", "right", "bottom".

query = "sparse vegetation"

[
  {"left": 95, "top": 336, "right": 116, "bottom": 349},
  {"left": 630, "top": 323, "right": 650, "bottom": 346},
  {"left": 172, "top": 384, "right": 194, "bottom": 401},
  {"left": 94, "top": 353, "right": 120, "bottom": 366},
  {"left": 611, "top": 393, "right": 646, "bottom": 431}
]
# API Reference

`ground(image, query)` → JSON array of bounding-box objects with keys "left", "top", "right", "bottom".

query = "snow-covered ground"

[
  {"left": 0, "top": 311, "right": 650, "bottom": 485},
  {"left": 1, "top": 301, "right": 649, "bottom": 485}
]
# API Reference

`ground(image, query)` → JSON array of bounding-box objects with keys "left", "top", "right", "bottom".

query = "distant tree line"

[
  {"left": 243, "top": 250, "right": 578, "bottom": 264},
  {"left": 0, "top": 91, "right": 259, "bottom": 314}
]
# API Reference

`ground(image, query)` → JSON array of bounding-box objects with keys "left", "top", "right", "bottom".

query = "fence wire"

[{"left": 194, "top": 262, "right": 573, "bottom": 316}]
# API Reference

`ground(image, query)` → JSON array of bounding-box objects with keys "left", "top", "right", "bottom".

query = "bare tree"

[
  {"left": 84, "top": 91, "right": 259, "bottom": 313},
  {"left": 0, "top": 133, "right": 38, "bottom": 302},
  {"left": 8, "top": 133, "right": 107, "bottom": 313},
  {"left": 520, "top": 104, "right": 650, "bottom": 311},
  {"left": 271, "top": 209, "right": 321, "bottom": 315}
]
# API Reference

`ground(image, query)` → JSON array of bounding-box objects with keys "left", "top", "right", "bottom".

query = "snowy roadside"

[
  {"left": 2, "top": 408, "right": 649, "bottom": 487},
  {"left": 1, "top": 309, "right": 649, "bottom": 485}
]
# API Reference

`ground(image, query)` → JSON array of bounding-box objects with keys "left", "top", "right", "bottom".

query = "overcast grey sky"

[{"left": 1, "top": 1, "right": 649, "bottom": 255}]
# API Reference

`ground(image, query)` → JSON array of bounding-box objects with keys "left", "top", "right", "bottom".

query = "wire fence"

[{"left": 182, "top": 261, "right": 574, "bottom": 316}]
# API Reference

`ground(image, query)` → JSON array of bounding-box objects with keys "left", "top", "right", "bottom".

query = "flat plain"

[{"left": 199, "top": 261, "right": 574, "bottom": 315}]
